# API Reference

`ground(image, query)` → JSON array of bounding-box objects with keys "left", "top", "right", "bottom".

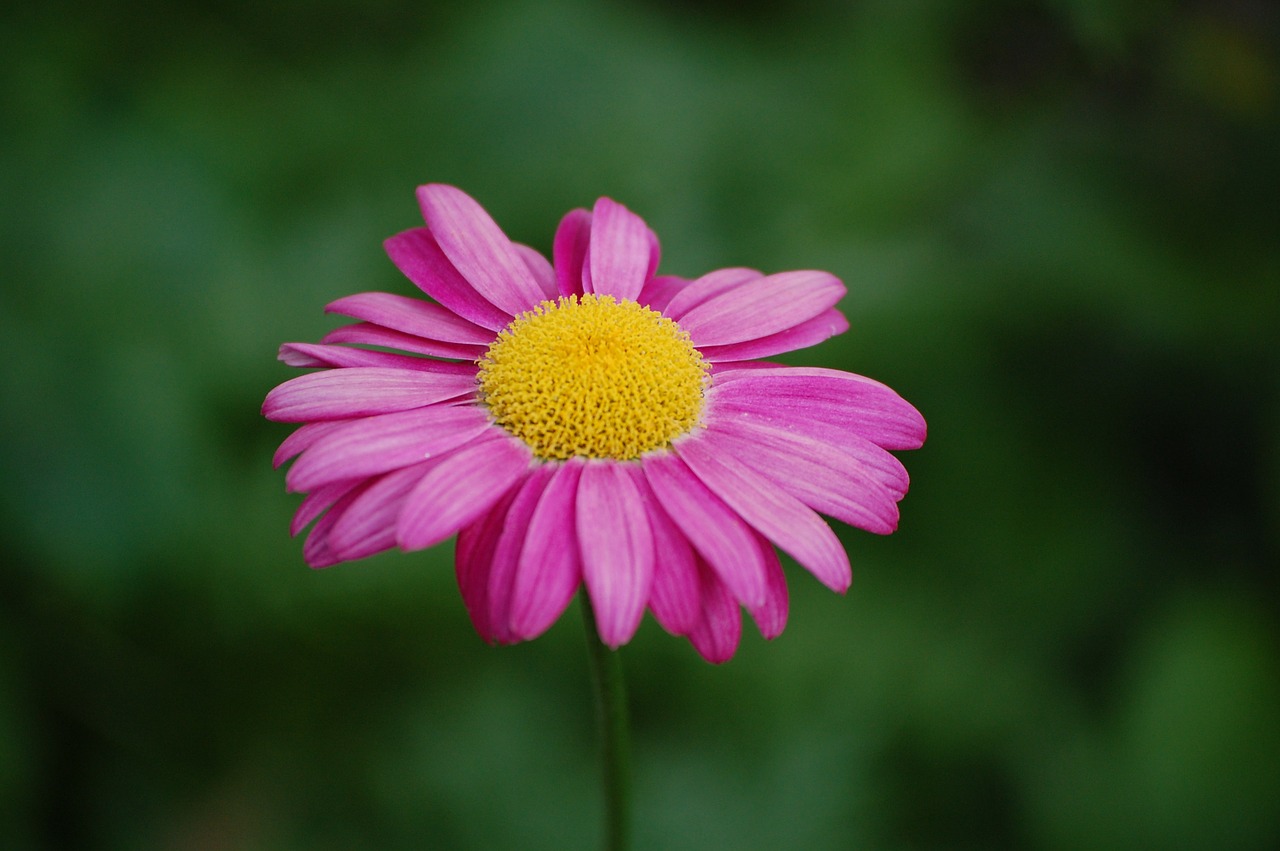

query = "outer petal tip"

[
  {"left": 415, "top": 182, "right": 458, "bottom": 208},
  {"left": 577, "top": 463, "right": 654, "bottom": 649},
  {"left": 586, "top": 196, "right": 655, "bottom": 302},
  {"left": 415, "top": 184, "right": 545, "bottom": 317}
]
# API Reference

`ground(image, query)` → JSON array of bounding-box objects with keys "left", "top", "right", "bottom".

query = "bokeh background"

[{"left": 2, "top": 0, "right": 1278, "bottom": 848}]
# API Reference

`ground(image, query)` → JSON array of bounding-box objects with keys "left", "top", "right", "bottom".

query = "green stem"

[{"left": 580, "top": 587, "right": 632, "bottom": 851}]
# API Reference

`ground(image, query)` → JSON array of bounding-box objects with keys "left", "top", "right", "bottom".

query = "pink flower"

[{"left": 264, "top": 185, "right": 926, "bottom": 663}]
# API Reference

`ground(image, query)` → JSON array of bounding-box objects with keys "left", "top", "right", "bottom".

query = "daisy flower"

[{"left": 264, "top": 184, "right": 925, "bottom": 663}]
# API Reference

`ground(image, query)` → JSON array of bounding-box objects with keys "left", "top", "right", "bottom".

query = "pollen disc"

[{"left": 477, "top": 294, "right": 708, "bottom": 460}]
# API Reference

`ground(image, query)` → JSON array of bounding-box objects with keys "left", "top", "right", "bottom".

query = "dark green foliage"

[{"left": 1, "top": 1, "right": 1277, "bottom": 848}]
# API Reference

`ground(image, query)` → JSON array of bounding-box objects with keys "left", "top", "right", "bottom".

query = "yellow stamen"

[{"left": 477, "top": 294, "right": 708, "bottom": 460}]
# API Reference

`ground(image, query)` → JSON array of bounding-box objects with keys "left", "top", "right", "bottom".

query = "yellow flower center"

[{"left": 477, "top": 294, "right": 709, "bottom": 460}]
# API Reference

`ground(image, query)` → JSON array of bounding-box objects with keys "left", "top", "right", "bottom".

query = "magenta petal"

[
  {"left": 579, "top": 243, "right": 595, "bottom": 293},
  {"left": 699, "top": 308, "right": 849, "bottom": 362},
  {"left": 687, "top": 558, "right": 742, "bottom": 664},
  {"left": 484, "top": 466, "right": 557, "bottom": 644},
  {"left": 279, "top": 343, "right": 477, "bottom": 374},
  {"left": 635, "top": 474, "right": 700, "bottom": 636},
  {"left": 836, "top": 435, "right": 910, "bottom": 499},
  {"left": 284, "top": 405, "right": 491, "bottom": 492},
  {"left": 644, "top": 227, "right": 661, "bottom": 281},
  {"left": 263, "top": 368, "right": 476, "bottom": 422},
  {"left": 675, "top": 436, "right": 851, "bottom": 592},
  {"left": 326, "top": 461, "right": 433, "bottom": 562},
  {"left": 326, "top": 291, "right": 494, "bottom": 344},
  {"left": 678, "top": 270, "right": 846, "bottom": 347},
  {"left": 703, "top": 420, "right": 900, "bottom": 535},
  {"left": 301, "top": 511, "right": 343, "bottom": 568},
  {"left": 301, "top": 482, "right": 371, "bottom": 568},
  {"left": 321, "top": 323, "right": 486, "bottom": 361},
  {"left": 456, "top": 486, "right": 522, "bottom": 643},
  {"left": 711, "top": 366, "right": 927, "bottom": 450},
  {"left": 397, "top": 431, "right": 533, "bottom": 551},
  {"left": 586, "top": 197, "right": 653, "bottom": 302},
  {"left": 746, "top": 533, "right": 789, "bottom": 639},
  {"left": 663, "top": 267, "right": 763, "bottom": 319},
  {"left": 706, "top": 394, "right": 910, "bottom": 498},
  {"left": 553, "top": 208, "right": 592, "bottom": 297},
  {"left": 273, "top": 420, "right": 351, "bottom": 469},
  {"left": 508, "top": 459, "right": 586, "bottom": 640},
  {"left": 638, "top": 274, "right": 687, "bottom": 314},
  {"left": 290, "top": 478, "right": 362, "bottom": 536},
  {"left": 711, "top": 370, "right": 914, "bottom": 444},
  {"left": 642, "top": 452, "right": 767, "bottom": 608},
  {"left": 576, "top": 462, "right": 655, "bottom": 648},
  {"left": 384, "top": 227, "right": 511, "bottom": 330},
  {"left": 707, "top": 360, "right": 780, "bottom": 376},
  {"left": 513, "top": 243, "right": 558, "bottom": 299},
  {"left": 418, "top": 184, "right": 546, "bottom": 317}
]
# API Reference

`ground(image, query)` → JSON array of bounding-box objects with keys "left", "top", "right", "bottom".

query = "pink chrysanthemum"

[{"left": 264, "top": 185, "right": 925, "bottom": 663}]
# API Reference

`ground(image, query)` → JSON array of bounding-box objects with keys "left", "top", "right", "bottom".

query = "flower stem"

[{"left": 580, "top": 587, "right": 632, "bottom": 851}]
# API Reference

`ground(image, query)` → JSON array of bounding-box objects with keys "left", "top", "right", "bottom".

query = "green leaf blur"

[{"left": 1, "top": 1, "right": 1276, "bottom": 848}]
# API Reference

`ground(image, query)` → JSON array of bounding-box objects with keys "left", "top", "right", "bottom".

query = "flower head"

[{"left": 263, "top": 185, "right": 926, "bottom": 663}]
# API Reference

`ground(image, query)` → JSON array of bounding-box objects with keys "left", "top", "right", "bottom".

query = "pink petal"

[
  {"left": 508, "top": 459, "right": 586, "bottom": 640},
  {"left": 397, "top": 431, "right": 533, "bottom": 551},
  {"left": 484, "top": 465, "right": 557, "bottom": 644},
  {"left": 841, "top": 436, "right": 910, "bottom": 499},
  {"left": 290, "top": 478, "right": 363, "bottom": 536},
  {"left": 746, "top": 534, "right": 789, "bottom": 639},
  {"left": 576, "top": 461, "right": 654, "bottom": 648},
  {"left": 642, "top": 453, "right": 767, "bottom": 608},
  {"left": 634, "top": 474, "right": 700, "bottom": 636},
  {"left": 321, "top": 322, "right": 486, "bottom": 361},
  {"left": 678, "top": 271, "right": 846, "bottom": 347},
  {"left": 326, "top": 461, "right": 434, "bottom": 562},
  {"left": 662, "top": 268, "right": 763, "bottom": 319},
  {"left": 638, "top": 274, "right": 688, "bottom": 314},
  {"left": 586, "top": 197, "right": 653, "bottom": 302},
  {"left": 687, "top": 558, "right": 742, "bottom": 664},
  {"left": 273, "top": 420, "right": 352, "bottom": 469},
  {"left": 553, "top": 208, "right": 592, "bottom": 297},
  {"left": 705, "top": 394, "right": 910, "bottom": 498},
  {"left": 384, "top": 227, "right": 511, "bottom": 330},
  {"left": 513, "top": 243, "right": 558, "bottom": 299},
  {"left": 263, "top": 368, "right": 476, "bottom": 422},
  {"left": 456, "top": 486, "right": 522, "bottom": 643},
  {"left": 702, "top": 420, "right": 900, "bottom": 535},
  {"left": 644, "top": 226, "right": 661, "bottom": 281},
  {"left": 711, "top": 366, "right": 927, "bottom": 450},
  {"left": 284, "top": 405, "right": 492, "bottom": 493},
  {"left": 279, "top": 342, "right": 477, "bottom": 374},
  {"left": 675, "top": 435, "right": 851, "bottom": 592},
  {"left": 326, "top": 291, "right": 495, "bottom": 344},
  {"left": 417, "top": 184, "right": 546, "bottom": 317},
  {"left": 301, "top": 482, "right": 370, "bottom": 568},
  {"left": 579, "top": 243, "right": 595, "bottom": 293},
  {"left": 301, "top": 515, "right": 342, "bottom": 568},
  {"left": 698, "top": 308, "right": 849, "bottom": 362},
  {"left": 707, "top": 360, "right": 780, "bottom": 375}
]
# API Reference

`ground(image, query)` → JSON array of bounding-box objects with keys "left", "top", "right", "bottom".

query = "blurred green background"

[{"left": 2, "top": 0, "right": 1278, "bottom": 848}]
